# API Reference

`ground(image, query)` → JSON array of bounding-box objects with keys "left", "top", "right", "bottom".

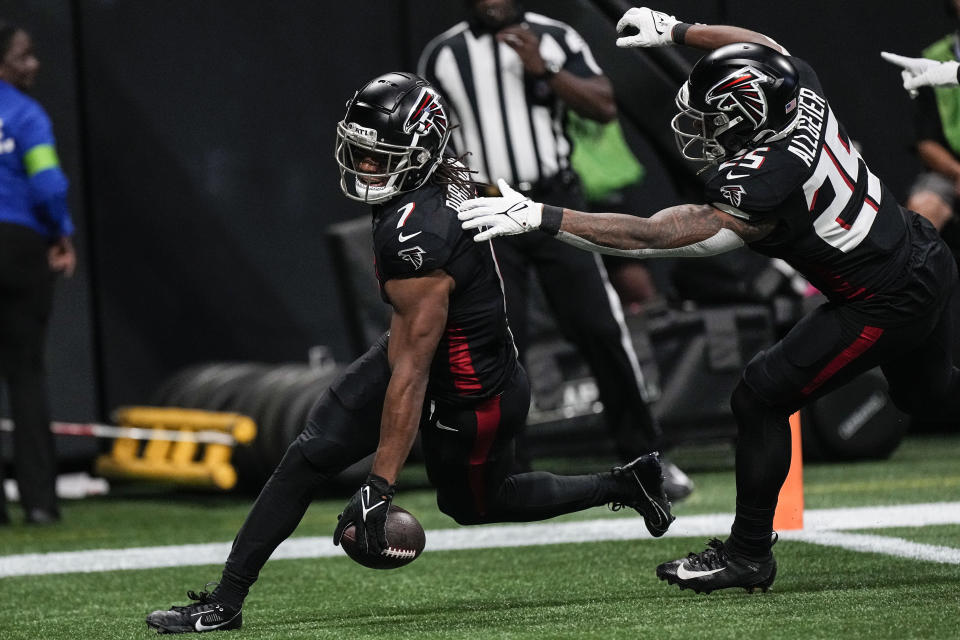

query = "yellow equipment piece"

[{"left": 94, "top": 407, "right": 257, "bottom": 490}]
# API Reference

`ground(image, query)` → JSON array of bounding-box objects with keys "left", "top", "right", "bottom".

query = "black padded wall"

[{"left": 3, "top": 0, "right": 950, "bottom": 415}]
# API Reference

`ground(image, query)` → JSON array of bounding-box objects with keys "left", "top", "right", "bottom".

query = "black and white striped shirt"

[{"left": 417, "top": 12, "right": 604, "bottom": 188}]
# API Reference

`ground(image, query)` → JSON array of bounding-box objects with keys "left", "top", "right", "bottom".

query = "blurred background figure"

[
  {"left": 900, "top": 0, "right": 960, "bottom": 264},
  {"left": 882, "top": 50, "right": 960, "bottom": 91},
  {"left": 0, "top": 21, "right": 76, "bottom": 525},
  {"left": 417, "top": 0, "right": 693, "bottom": 500}
]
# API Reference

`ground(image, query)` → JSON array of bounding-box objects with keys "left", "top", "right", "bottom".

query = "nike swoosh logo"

[
  {"left": 676, "top": 564, "right": 726, "bottom": 580},
  {"left": 726, "top": 171, "right": 750, "bottom": 179},
  {"left": 634, "top": 470, "right": 669, "bottom": 527},
  {"left": 361, "top": 486, "right": 385, "bottom": 521},
  {"left": 192, "top": 609, "right": 240, "bottom": 632},
  {"left": 504, "top": 200, "right": 530, "bottom": 226},
  {"left": 653, "top": 14, "right": 668, "bottom": 34},
  {"left": 435, "top": 421, "right": 458, "bottom": 432},
  {"left": 398, "top": 230, "right": 422, "bottom": 242}
]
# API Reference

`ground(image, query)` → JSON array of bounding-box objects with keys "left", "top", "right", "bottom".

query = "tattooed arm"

[
  {"left": 457, "top": 179, "right": 775, "bottom": 258},
  {"left": 553, "top": 203, "right": 775, "bottom": 259}
]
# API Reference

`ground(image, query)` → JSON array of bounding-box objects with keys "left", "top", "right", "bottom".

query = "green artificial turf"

[{"left": 1, "top": 435, "right": 958, "bottom": 639}]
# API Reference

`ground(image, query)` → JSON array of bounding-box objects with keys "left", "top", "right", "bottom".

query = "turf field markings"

[
  {"left": 783, "top": 531, "right": 960, "bottom": 564},
  {"left": 1, "top": 501, "right": 959, "bottom": 578},
  {"left": 804, "top": 476, "right": 960, "bottom": 494}
]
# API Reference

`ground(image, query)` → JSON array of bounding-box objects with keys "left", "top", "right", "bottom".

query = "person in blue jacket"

[{"left": 0, "top": 22, "right": 76, "bottom": 525}]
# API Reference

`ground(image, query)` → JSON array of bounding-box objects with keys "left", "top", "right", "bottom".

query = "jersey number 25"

[{"left": 802, "top": 108, "right": 881, "bottom": 253}]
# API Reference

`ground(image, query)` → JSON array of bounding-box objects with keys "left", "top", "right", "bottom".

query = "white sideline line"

[
  {"left": 2, "top": 502, "right": 960, "bottom": 578},
  {"left": 785, "top": 531, "right": 960, "bottom": 564}
]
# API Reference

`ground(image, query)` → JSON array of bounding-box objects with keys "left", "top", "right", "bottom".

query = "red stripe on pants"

[
  {"left": 467, "top": 395, "right": 501, "bottom": 517},
  {"left": 801, "top": 325, "right": 884, "bottom": 396}
]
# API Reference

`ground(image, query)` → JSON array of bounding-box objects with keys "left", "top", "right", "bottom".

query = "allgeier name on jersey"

[{"left": 786, "top": 88, "right": 826, "bottom": 168}]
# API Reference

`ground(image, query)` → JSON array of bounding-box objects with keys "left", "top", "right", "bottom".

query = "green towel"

[
  {"left": 567, "top": 111, "right": 645, "bottom": 203},
  {"left": 923, "top": 34, "right": 960, "bottom": 157}
]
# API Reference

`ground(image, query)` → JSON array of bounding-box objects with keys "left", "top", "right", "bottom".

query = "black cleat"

[
  {"left": 146, "top": 584, "right": 242, "bottom": 634},
  {"left": 657, "top": 537, "right": 777, "bottom": 594},
  {"left": 609, "top": 452, "right": 675, "bottom": 537}
]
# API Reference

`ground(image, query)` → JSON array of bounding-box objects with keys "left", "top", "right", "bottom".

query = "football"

[{"left": 340, "top": 505, "right": 426, "bottom": 569}]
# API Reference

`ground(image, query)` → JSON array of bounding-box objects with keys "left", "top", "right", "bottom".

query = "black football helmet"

[
  {"left": 336, "top": 71, "right": 451, "bottom": 203},
  {"left": 672, "top": 42, "right": 800, "bottom": 164}
]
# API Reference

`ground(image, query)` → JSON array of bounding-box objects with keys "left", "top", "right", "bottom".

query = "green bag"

[{"left": 567, "top": 111, "right": 645, "bottom": 203}]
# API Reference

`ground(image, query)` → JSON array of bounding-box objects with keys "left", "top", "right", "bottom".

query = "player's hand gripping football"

[
  {"left": 457, "top": 179, "right": 543, "bottom": 242},
  {"left": 881, "top": 51, "right": 960, "bottom": 96},
  {"left": 333, "top": 473, "right": 396, "bottom": 556},
  {"left": 615, "top": 7, "right": 680, "bottom": 48}
]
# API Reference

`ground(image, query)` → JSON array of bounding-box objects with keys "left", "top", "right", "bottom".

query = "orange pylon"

[{"left": 773, "top": 412, "right": 804, "bottom": 530}]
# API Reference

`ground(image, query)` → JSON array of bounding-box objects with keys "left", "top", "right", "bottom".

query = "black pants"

[
  {"left": 0, "top": 223, "right": 58, "bottom": 518},
  {"left": 492, "top": 174, "right": 661, "bottom": 460},
  {"left": 729, "top": 222, "right": 960, "bottom": 555},
  {"left": 217, "top": 334, "right": 622, "bottom": 605}
]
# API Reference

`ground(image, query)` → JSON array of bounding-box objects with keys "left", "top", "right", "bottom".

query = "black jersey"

[
  {"left": 703, "top": 56, "right": 954, "bottom": 325},
  {"left": 371, "top": 177, "right": 517, "bottom": 404}
]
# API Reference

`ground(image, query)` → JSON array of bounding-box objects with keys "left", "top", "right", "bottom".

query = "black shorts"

[
  {"left": 744, "top": 277, "right": 960, "bottom": 416},
  {"left": 421, "top": 363, "right": 529, "bottom": 517},
  {"left": 746, "top": 211, "right": 960, "bottom": 413},
  {"left": 297, "top": 332, "right": 530, "bottom": 513}
]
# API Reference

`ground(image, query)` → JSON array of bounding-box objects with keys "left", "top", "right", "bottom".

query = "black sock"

[
  {"left": 212, "top": 574, "right": 247, "bottom": 610},
  {"left": 728, "top": 501, "right": 777, "bottom": 560}
]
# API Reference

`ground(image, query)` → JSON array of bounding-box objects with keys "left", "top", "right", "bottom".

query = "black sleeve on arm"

[
  {"left": 540, "top": 205, "right": 563, "bottom": 235},
  {"left": 672, "top": 22, "right": 693, "bottom": 45}
]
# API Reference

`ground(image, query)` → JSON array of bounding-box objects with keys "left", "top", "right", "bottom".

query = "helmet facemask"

[
  {"left": 671, "top": 82, "right": 730, "bottom": 164},
  {"left": 335, "top": 120, "right": 437, "bottom": 204},
  {"left": 335, "top": 76, "right": 452, "bottom": 204}
]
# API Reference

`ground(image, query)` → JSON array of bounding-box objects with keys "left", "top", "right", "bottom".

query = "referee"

[{"left": 418, "top": 0, "right": 692, "bottom": 499}]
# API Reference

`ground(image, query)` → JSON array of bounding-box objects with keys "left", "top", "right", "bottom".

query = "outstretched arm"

[
  {"left": 678, "top": 23, "right": 787, "bottom": 55},
  {"left": 615, "top": 6, "right": 788, "bottom": 55},
  {"left": 458, "top": 179, "right": 774, "bottom": 259},
  {"left": 881, "top": 51, "right": 960, "bottom": 95},
  {"left": 554, "top": 202, "right": 773, "bottom": 257},
  {"left": 374, "top": 271, "right": 454, "bottom": 484}
]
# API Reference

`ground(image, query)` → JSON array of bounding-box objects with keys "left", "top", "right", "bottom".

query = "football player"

[
  {"left": 145, "top": 71, "right": 674, "bottom": 634},
  {"left": 459, "top": 7, "right": 960, "bottom": 594}
]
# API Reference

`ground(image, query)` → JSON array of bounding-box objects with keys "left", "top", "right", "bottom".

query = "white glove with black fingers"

[
  {"left": 616, "top": 7, "right": 680, "bottom": 48},
  {"left": 458, "top": 179, "right": 543, "bottom": 242},
  {"left": 881, "top": 51, "right": 960, "bottom": 96}
]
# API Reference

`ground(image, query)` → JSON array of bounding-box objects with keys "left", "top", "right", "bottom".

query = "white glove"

[
  {"left": 457, "top": 179, "right": 543, "bottom": 242},
  {"left": 616, "top": 7, "right": 680, "bottom": 48},
  {"left": 881, "top": 51, "right": 960, "bottom": 96}
]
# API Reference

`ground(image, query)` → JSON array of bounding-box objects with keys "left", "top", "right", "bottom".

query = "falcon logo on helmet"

[
  {"left": 706, "top": 66, "right": 770, "bottom": 130},
  {"left": 404, "top": 88, "right": 448, "bottom": 139}
]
